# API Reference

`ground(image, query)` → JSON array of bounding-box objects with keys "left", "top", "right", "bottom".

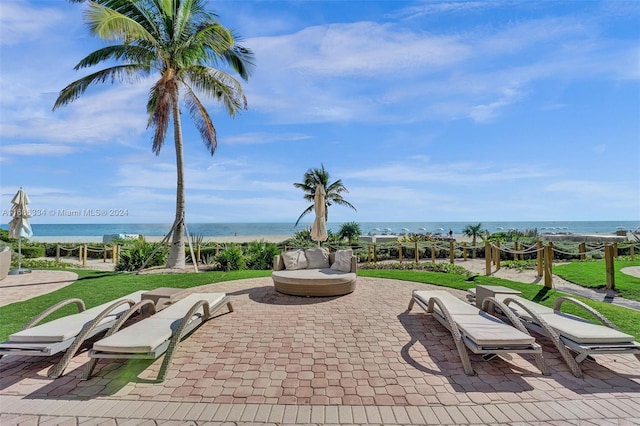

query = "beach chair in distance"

[
  {"left": 84, "top": 292, "right": 233, "bottom": 382},
  {"left": 500, "top": 295, "right": 640, "bottom": 378},
  {"left": 0, "top": 290, "right": 148, "bottom": 378},
  {"left": 407, "top": 290, "right": 548, "bottom": 376}
]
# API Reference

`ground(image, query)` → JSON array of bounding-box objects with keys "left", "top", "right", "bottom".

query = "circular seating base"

[{"left": 273, "top": 279, "right": 356, "bottom": 297}]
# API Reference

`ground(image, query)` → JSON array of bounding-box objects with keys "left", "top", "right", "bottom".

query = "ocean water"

[{"left": 1, "top": 221, "right": 637, "bottom": 237}]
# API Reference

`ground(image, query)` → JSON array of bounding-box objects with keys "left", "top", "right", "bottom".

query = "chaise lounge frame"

[
  {"left": 408, "top": 290, "right": 548, "bottom": 376},
  {"left": 84, "top": 293, "right": 233, "bottom": 382},
  {"left": 501, "top": 295, "right": 640, "bottom": 378},
  {"left": 0, "top": 291, "right": 147, "bottom": 378}
]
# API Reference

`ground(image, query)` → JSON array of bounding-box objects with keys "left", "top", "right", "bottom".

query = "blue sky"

[{"left": 1, "top": 0, "right": 639, "bottom": 226}]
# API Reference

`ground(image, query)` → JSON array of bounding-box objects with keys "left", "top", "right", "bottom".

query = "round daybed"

[{"left": 272, "top": 249, "right": 357, "bottom": 297}]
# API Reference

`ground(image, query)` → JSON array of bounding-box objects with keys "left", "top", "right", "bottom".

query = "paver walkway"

[
  {"left": 0, "top": 270, "right": 78, "bottom": 307},
  {"left": 1, "top": 276, "right": 639, "bottom": 424}
]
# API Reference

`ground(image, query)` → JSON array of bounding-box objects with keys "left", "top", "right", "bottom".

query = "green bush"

[
  {"left": 18, "top": 245, "right": 45, "bottom": 258},
  {"left": 214, "top": 245, "right": 246, "bottom": 271},
  {"left": 115, "top": 240, "right": 167, "bottom": 272},
  {"left": 245, "top": 241, "right": 280, "bottom": 270}
]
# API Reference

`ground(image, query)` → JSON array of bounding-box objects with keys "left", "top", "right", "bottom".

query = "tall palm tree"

[
  {"left": 54, "top": 0, "right": 254, "bottom": 268},
  {"left": 463, "top": 222, "right": 485, "bottom": 259},
  {"left": 293, "top": 164, "right": 356, "bottom": 227}
]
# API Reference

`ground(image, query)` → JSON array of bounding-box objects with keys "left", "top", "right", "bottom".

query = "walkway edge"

[{"left": 1, "top": 395, "right": 639, "bottom": 424}]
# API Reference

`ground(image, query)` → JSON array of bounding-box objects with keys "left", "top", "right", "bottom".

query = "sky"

[{"left": 1, "top": 0, "right": 639, "bottom": 228}]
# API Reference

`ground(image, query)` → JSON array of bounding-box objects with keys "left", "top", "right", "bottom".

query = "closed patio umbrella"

[
  {"left": 310, "top": 186, "right": 327, "bottom": 245},
  {"left": 8, "top": 187, "right": 33, "bottom": 275}
]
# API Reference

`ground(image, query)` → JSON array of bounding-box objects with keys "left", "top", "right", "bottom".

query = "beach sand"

[
  {"left": 31, "top": 235, "right": 294, "bottom": 244},
  {"left": 31, "top": 233, "right": 474, "bottom": 244}
]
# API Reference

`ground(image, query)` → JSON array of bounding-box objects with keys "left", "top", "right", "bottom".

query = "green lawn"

[
  {"left": 553, "top": 260, "right": 640, "bottom": 301},
  {"left": 1, "top": 266, "right": 639, "bottom": 343}
]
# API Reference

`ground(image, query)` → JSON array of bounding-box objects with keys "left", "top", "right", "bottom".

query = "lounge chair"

[
  {"left": 407, "top": 290, "right": 548, "bottom": 376},
  {"left": 84, "top": 292, "right": 232, "bottom": 382},
  {"left": 0, "top": 291, "right": 148, "bottom": 378},
  {"left": 500, "top": 295, "right": 640, "bottom": 378}
]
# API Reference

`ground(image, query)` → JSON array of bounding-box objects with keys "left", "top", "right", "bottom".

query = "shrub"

[
  {"left": 245, "top": 241, "right": 280, "bottom": 270},
  {"left": 19, "top": 245, "right": 45, "bottom": 258},
  {"left": 115, "top": 240, "right": 167, "bottom": 272},
  {"left": 214, "top": 245, "right": 246, "bottom": 271}
]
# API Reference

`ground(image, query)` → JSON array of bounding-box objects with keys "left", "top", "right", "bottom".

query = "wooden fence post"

[
  {"left": 196, "top": 244, "right": 201, "bottom": 264},
  {"left": 613, "top": 243, "right": 618, "bottom": 258},
  {"left": 513, "top": 242, "right": 519, "bottom": 261},
  {"left": 485, "top": 242, "right": 491, "bottom": 276},
  {"left": 449, "top": 241, "right": 454, "bottom": 264},
  {"left": 398, "top": 244, "right": 403, "bottom": 263},
  {"left": 367, "top": 245, "right": 371, "bottom": 263},
  {"left": 605, "top": 244, "right": 615, "bottom": 290},
  {"left": 537, "top": 241, "right": 543, "bottom": 277},
  {"left": 103, "top": 246, "right": 107, "bottom": 263},
  {"left": 494, "top": 242, "right": 501, "bottom": 270},
  {"left": 431, "top": 244, "right": 436, "bottom": 263},
  {"left": 631, "top": 244, "right": 635, "bottom": 260},
  {"left": 579, "top": 242, "right": 586, "bottom": 261},
  {"left": 414, "top": 242, "right": 419, "bottom": 263},
  {"left": 544, "top": 243, "right": 553, "bottom": 288},
  {"left": 83, "top": 244, "right": 88, "bottom": 266},
  {"left": 373, "top": 244, "right": 377, "bottom": 263}
]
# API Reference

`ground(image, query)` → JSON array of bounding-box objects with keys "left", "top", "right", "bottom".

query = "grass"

[
  {"left": 553, "top": 260, "right": 640, "bottom": 301},
  {"left": 1, "top": 263, "right": 639, "bottom": 342}
]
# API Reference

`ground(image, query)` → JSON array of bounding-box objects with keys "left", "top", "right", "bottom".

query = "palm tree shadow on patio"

[{"left": 227, "top": 285, "right": 343, "bottom": 305}]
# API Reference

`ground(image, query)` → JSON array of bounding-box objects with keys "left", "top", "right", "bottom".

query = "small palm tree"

[
  {"left": 55, "top": 0, "right": 254, "bottom": 268},
  {"left": 338, "top": 222, "right": 362, "bottom": 246},
  {"left": 293, "top": 164, "right": 356, "bottom": 227},
  {"left": 463, "top": 222, "right": 485, "bottom": 259}
]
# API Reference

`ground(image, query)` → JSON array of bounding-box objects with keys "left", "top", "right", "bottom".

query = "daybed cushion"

[
  {"left": 93, "top": 293, "right": 226, "bottom": 354},
  {"left": 505, "top": 296, "right": 634, "bottom": 344},
  {"left": 9, "top": 291, "right": 146, "bottom": 343},
  {"left": 282, "top": 249, "right": 308, "bottom": 270},
  {"left": 305, "top": 247, "right": 330, "bottom": 269},
  {"left": 330, "top": 249, "right": 353, "bottom": 272}
]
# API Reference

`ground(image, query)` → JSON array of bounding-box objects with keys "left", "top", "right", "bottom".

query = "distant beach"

[
  {"left": 31, "top": 235, "right": 293, "bottom": 244},
  {"left": 3, "top": 220, "right": 637, "bottom": 245}
]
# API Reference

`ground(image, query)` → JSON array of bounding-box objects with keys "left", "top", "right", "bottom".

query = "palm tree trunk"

[
  {"left": 167, "top": 94, "right": 186, "bottom": 269},
  {"left": 472, "top": 236, "right": 477, "bottom": 259}
]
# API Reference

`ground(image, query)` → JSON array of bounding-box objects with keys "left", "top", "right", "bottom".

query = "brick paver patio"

[{"left": 1, "top": 276, "right": 639, "bottom": 424}]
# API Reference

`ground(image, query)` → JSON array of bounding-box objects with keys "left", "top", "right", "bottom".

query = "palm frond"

[
  {"left": 86, "top": 1, "right": 155, "bottom": 43},
  {"left": 147, "top": 77, "right": 176, "bottom": 155},
  {"left": 183, "top": 66, "right": 247, "bottom": 116},
  {"left": 183, "top": 85, "right": 217, "bottom": 155},
  {"left": 53, "top": 64, "right": 148, "bottom": 110},
  {"left": 74, "top": 45, "right": 156, "bottom": 70}
]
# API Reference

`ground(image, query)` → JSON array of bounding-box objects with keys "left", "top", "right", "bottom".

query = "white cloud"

[
  {"left": 0, "top": 144, "right": 76, "bottom": 156},
  {"left": 0, "top": 2, "right": 67, "bottom": 45}
]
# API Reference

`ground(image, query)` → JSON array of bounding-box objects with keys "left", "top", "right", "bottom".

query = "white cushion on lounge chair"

[
  {"left": 504, "top": 295, "right": 635, "bottom": 344},
  {"left": 416, "top": 291, "right": 536, "bottom": 346},
  {"left": 455, "top": 314, "right": 536, "bottom": 346},
  {"left": 93, "top": 318, "right": 177, "bottom": 354},
  {"left": 537, "top": 312, "right": 634, "bottom": 344},
  {"left": 8, "top": 291, "right": 145, "bottom": 343},
  {"left": 414, "top": 291, "right": 480, "bottom": 315},
  {"left": 93, "top": 293, "right": 226, "bottom": 354}
]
